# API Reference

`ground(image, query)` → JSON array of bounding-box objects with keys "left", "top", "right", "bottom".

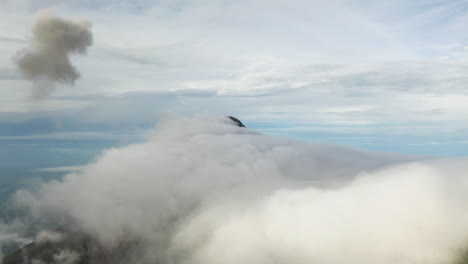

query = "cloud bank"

[
  {"left": 14, "top": 10, "right": 93, "bottom": 99},
  {"left": 7, "top": 115, "right": 468, "bottom": 264}
]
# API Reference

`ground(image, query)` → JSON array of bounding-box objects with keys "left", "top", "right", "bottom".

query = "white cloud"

[
  {"left": 172, "top": 161, "right": 468, "bottom": 264},
  {"left": 12, "top": 115, "right": 468, "bottom": 263},
  {"left": 34, "top": 165, "right": 85, "bottom": 173},
  {"left": 0, "top": 131, "right": 145, "bottom": 140},
  {"left": 35, "top": 230, "right": 64, "bottom": 244},
  {"left": 0, "top": 220, "right": 32, "bottom": 259},
  {"left": 52, "top": 249, "right": 79, "bottom": 264}
]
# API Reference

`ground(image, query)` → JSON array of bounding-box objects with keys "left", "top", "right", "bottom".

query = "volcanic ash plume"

[
  {"left": 14, "top": 10, "right": 93, "bottom": 99},
  {"left": 10, "top": 115, "right": 468, "bottom": 264}
]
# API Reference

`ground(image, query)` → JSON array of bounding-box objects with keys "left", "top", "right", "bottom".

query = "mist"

[
  {"left": 5, "top": 115, "right": 468, "bottom": 264},
  {"left": 14, "top": 10, "right": 93, "bottom": 99}
]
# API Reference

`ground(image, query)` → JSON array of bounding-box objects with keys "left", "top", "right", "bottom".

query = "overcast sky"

[{"left": 0, "top": 0, "right": 467, "bottom": 156}]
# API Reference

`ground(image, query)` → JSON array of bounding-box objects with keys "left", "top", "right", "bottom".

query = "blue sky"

[{"left": 0, "top": 0, "right": 467, "bottom": 162}]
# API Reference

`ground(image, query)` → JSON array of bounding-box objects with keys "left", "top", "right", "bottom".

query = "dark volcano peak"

[{"left": 227, "top": 116, "right": 246, "bottom": 127}]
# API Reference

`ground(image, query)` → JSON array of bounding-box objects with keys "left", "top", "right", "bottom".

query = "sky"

[{"left": 0, "top": 0, "right": 467, "bottom": 159}]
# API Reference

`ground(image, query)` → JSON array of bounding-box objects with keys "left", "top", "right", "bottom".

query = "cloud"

[
  {"left": 0, "top": 220, "right": 32, "bottom": 261},
  {"left": 35, "top": 230, "right": 64, "bottom": 244},
  {"left": 0, "top": 131, "right": 144, "bottom": 141},
  {"left": 0, "top": 36, "right": 25, "bottom": 44},
  {"left": 172, "top": 160, "right": 468, "bottom": 264},
  {"left": 34, "top": 165, "right": 85, "bottom": 173},
  {"left": 14, "top": 10, "right": 93, "bottom": 99},
  {"left": 51, "top": 249, "right": 79, "bottom": 264},
  {"left": 9, "top": 115, "right": 468, "bottom": 263}
]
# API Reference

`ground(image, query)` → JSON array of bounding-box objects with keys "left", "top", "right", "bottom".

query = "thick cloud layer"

[
  {"left": 14, "top": 10, "right": 93, "bottom": 98},
  {"left": 10, "top": 115, "right": 468, "bottom": 264}
]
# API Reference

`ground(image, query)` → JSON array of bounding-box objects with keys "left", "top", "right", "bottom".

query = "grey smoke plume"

[
  {"left": 14, "top": 10, "right": 93, "bottom": 98},
  {"left": 7, "top": 115, "right": 468, "bottom": 264}
]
